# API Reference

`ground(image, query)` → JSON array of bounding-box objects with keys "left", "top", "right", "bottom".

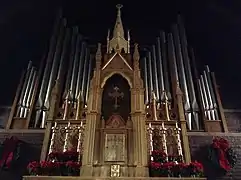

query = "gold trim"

[{"left": 101, "top": 72, "right": 133, "bottom": 88}]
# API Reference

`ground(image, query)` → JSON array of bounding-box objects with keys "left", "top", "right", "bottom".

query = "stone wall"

[
  {"left": 0, "top": 130, "right": 44, "bottom": 179},
  {"left": 224, "top": 109, "right": 241, "bottom": 132}
]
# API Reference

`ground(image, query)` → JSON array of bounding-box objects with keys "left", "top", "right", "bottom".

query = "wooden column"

[
  {"left": 131, "top": 88, "right": 149, "bottom": 177},
  {"left": 211, "top": 72, "right": 228, "bottom": 132},
  {"left": 176, "top": 83, "right": 191, "bottom": 163}
]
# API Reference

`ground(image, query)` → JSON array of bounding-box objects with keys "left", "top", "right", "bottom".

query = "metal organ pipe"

[
  {"left": 85, "top": 54, "right": 93, "bottom": 104},
  {"left": 24, "top": 68, "right": 37, "bottom": 118},
  {"left": 57, "top": 26, "right": 70, "bottom": 80},
  {"left": 71, "top": 33, "right": 82, "bottom": 104},
  {"left": 21, "top": 67, "right": 34, "bottom": 118},
  {"left": 178, "top": 18, "right": 200, "bottom": 129},
  {"left": 37, "top": 12, "right": 61, "bottom": 109},
  {"left": 198, "top": 79, "right": 207, "bottom": 119},
  {"left": 34, "top": 13, "right": 62, "bottom": 128},
  {"left": 160, "top": 32, "right": 171, "bottom": 96},
  {"left": 200, "top": 75, "right": 211, "bottom": 120},
  {"left": 172, "top": 25, "right": 192, "bottom": 130},
  {"left": 205, "top": 66, "right": 218, "bottom": 119},
  {"left": 75, "top": 42, "right": 85, "bottom": 101},
  {"left": 203, "top": 71, "right": 215, "bottom": 120},
  {"left": 156, "top": 37, "right": 165, "bottom": 92},
  {"left": 152, "top": 45, "right": 160, "bottom": 101},
  {"left": 167, "top": 34, "right": 179, "bottom": 84},
  {"left": 17, "top": 62, "right": 32, "bottom": 117},
  {"left": 64, "top": 27, "right": 78, "bottom": 98},
  {"left": 81, "top": 49, "right": 89, "bottom": 105},
  {"left": 43, "top": 19, "right": 64, "bottom": 111},
  {"left": 143, "top": 57, "right": 149, "bottom": 104},
  {"left": 148, "top": 52, "right": 154, "bottom": 100}
]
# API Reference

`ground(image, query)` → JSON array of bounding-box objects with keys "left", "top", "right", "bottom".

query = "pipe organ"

[
  {"left": 7, "top": 10, "right": 94, "bottom": 130},
  {"left": 6, "top": 6, "right": 227, "bottom": 144},
  {"left": 142, "top": 16, "right": 227, "bottom": 132}
]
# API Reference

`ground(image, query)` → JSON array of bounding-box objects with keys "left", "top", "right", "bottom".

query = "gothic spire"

[
  {"left": 108, "top": 4, "right": 129, "bottom": 53},
  {"left": 113, "top": 4, "right": 124, "bottom": 39}
]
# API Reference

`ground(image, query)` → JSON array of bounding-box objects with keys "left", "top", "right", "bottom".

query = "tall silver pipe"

[
  {"left": 57, "top": 22, "right": 70, "bottom": 80},
  {"left": 17, "top": 61, "right": 32, "bottom": 117},
  {"left": 81, "top": 48, "right": 88, "bottom": 105},
  {"left": 160, "top": 32, "right": 171, "bottom": 95},
  {"left": 24, "top": 68, "right": 37, "bottom": 118},
  {"left": 21, "top": 67, "right": 34, "bottom": 118},
  {"left": 34, "top": 13, "right": 61, "bottom": 128},
  {"left": 178, "top": 19, "right": 200, "bottom": 129},
  {"left": 172, "top": 25, "right": 192, "bottom": 130},
  {"left": 197, "top": 79, "right": 206, "bottom": 118},
  {"left": 152, "top": 45, "right": 160, "bottom": 100},
  {"left": 75, "top": 42, "right": 85, "bottom": 100},
  {"left": 157, "top": 37, "right": 165, "bottom": 92},
  {"left": 43, "top": 19, "right": 65, "bottom": 110},
  {"left": 37, "top": 12, "right": 61, "bottom": 108},
  {"left": 72, "top": 34, "right": 82, "bottom": 102},
  {"left": 167, "top": 33, "right": 179, "bottom": 83},
  {"left": 85, "top": 54, "right": 93, "bottom": 103},
  {"left": 200, "top": 75, "right": 211, "bottom": 120},
  {"left": 205, "top": 66, "right": 218, "bottom": 119},
  {"left": 203, "top": 71, "right": 215, "bottom": 120},
  {"left": 148, "top": 52, "right": 154, "bottom": 100},
  {"left": 64, "top": 27, "right": 77, "bottom": 98},
  {"left": 143, "top": 57, "right": 149, "bottom": 104}
]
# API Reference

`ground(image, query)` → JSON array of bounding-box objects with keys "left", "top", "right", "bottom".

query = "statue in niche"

[{"left": 108, "top": 86, "right": 124, "bottom": 113}]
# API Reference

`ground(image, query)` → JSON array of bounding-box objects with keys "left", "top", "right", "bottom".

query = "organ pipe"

[
  {"left": 57, "top": 26, "right": 70, "bottom": 80},
  {"left": 156, "top": 37, "right": 165, "bottom": 92},
  {"left": 85, "top": 54, "right": 93, "bottom": 104},
  {"left": 17, "top": 61, "right": 32, "bottom": 117},
  {"left": 172, "top": 25, "right": 192, "bottom": 130},
  {"left": 160, "top": 32, "right": 171, "bottom": 96},
  {"left": 148, "top": 52, "right": 154, "bottom": 100},
  {"left": 178, "top": 17, "right": 200, "bottom": 129},
  {"left": 205, "top": 66, "right": 219, "bottom": 119},
  {"left": 75, "top": 42, "right": 85, "bottom": 101},
  {"left": 143, "top": 57, "right": 149, "bottom": 104},
  {"left": 203, "top": 71, "right": 215, "bottom": 120},
  {"left": 71, "top": 33, "right": 81, "bottom": 103},
  {"left": 81, "top": 49, "right": 89, "bottom": 105},
  {"left": 152, "top": 45, "right": 160, "bottom": 100}
]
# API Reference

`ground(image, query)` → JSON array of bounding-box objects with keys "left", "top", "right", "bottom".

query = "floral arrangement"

[
  {"left": 208, "top": 137, "right": 237, "bottom": 173},
  {"left": 149, "top": 150, "right": 204, "bottom": 177},
  {"left": 27, "top": 150, "right": 81, "bottom": 176}
]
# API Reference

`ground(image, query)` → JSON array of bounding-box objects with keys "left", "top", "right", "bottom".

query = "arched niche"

[{"left": 101, "top": 74, "right": 131, "bottom": 121}]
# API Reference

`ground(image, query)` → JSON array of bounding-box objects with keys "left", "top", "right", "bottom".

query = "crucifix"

[{"left": 108, "top": 86, "right": 124, "bottom": 110}]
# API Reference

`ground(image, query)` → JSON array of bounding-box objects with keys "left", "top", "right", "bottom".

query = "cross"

[{"left": 108, "top": 86, "right": 124, "bottom": 110}]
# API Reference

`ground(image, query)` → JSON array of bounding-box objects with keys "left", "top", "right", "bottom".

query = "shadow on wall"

[
  {"left": 0, "top": 140, "right": 42, "bottom": 179},
  {"left": 0, "top": 106, "right": 11, "bottom": 128}
]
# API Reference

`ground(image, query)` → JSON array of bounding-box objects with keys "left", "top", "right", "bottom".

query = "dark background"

[{"left": 0, "top": 0, "right": 241, "bottom": 108}]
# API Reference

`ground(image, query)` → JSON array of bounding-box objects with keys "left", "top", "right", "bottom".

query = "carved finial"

[
  {"left": 96, "top": 43, "right": 102, "bottom": 61},
  {"left": 51, "top": 79, "right": 60, "bottom": 96},
  {"left": 151, "top": 91, "right": 157, "bottom": 101},
  {"left": 133, "top": 43, "right": 140, "bottom": 60},
  {"left": 176, "top": 81, "right": 183, "bottom": 95},
  {"left": 113, "top": 4, "right": 124, "bottom": 39}
]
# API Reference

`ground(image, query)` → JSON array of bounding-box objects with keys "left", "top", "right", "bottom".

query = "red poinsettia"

[
  {"left": 188, "top": 161, "right": 204, "bottom": 177},
  {"left": 151, "top": 150, "right": 167, "bottom": 163},
  {"left": 27, "top": 161, "right": 40, "bottom": 175}
]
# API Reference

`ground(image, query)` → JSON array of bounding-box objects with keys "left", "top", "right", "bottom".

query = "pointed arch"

[{"left": 101, "top": 72, "right": 133, "bottom": 88}]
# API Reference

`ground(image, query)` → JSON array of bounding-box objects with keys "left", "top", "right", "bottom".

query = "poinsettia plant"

[{"left": 151, "top": 150, "right": 167, "bottom": 163}]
